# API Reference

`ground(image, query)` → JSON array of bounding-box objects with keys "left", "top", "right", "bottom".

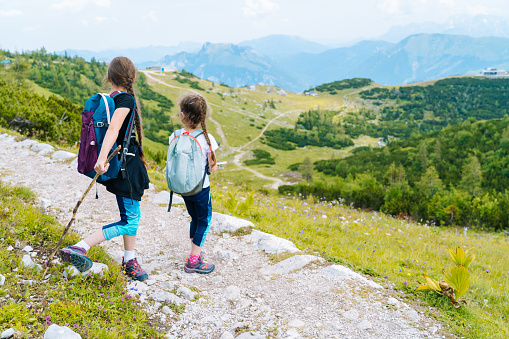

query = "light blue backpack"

[{"left": 166, "top": 129, "right": 207, "bottom": 211}]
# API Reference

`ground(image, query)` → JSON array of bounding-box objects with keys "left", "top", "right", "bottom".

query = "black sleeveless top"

[{"left": 103, "top": 93, "right": 150, "bottom": 201}]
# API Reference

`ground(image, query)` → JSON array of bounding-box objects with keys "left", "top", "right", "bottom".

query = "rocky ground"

[{"left": 0, "top": 132, "right": 448, "bottom": 339}]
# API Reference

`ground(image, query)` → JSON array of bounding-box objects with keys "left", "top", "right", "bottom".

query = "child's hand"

[
  {"left": 94, "top": 160, "right": 109, "bottom": 175},
  {"left": 210, "top": 164, "right": 219, "bottom": 173}
]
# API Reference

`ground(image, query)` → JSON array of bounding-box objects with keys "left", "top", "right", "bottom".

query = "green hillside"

[{"left": 3, "top": 48, "right": 509, "bottom": 339}]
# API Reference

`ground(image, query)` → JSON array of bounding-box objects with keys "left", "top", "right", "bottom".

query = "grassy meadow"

[
  {"left": 208, "top": 177, "right": 509, "bottom": 339},
  {"left": 0, "top": 182, "right": 168, "bottom": 338}
]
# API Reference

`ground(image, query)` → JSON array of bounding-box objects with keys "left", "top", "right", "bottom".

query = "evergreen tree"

[
  {"left": 460, "top": 154, "right": 482, "bottom": 196},
  {"left": 416, "top": 166, "right": 443, "bottom": 199},
  {"left": 299, "top": 157, "right": 314, "bottom": 182},
  {"left": 418, "top": 142, "right": 428, "bottom": 170}
]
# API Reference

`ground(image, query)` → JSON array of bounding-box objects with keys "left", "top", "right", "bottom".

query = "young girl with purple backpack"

[{"left": 59, "top": 56, "right": 150, "bottom": 281}]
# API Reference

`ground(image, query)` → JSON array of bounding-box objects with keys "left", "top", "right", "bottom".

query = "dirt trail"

[
  {"left": 142, "top": 70, "right": 289, "bottom": 189},
  {"left": 0, "top": 133, "right": 445, "bottom": 339}
]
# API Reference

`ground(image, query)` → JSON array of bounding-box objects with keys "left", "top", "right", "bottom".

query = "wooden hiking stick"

[{"left": 42, "top": 146, "right": 121, "bottom": 277}]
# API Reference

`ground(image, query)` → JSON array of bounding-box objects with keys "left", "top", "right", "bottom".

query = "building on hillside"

[
  {"left": 149, "top": 65, "right": 175, "bottom": 72},
  {"left": 304, "top": 90, "right": 318, "bottom": 96},
  {"left": 0, "top": 59, "right": 12, "bottom": 69},
  {"left": 247, "top": 85, "right": 256, "bottom": 91},
  {"left": 277, "top": 89, "right": 288, "bottom": 96},
  {"left": 480, "top": 67, "right": 509, "bottom": 78}
]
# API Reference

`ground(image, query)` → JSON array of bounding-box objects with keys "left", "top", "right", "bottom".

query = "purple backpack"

[{"left": 77, "top": 92, "right": 136, "bottom": 182}]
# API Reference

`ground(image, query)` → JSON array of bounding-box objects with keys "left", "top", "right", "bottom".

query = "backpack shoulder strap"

[
  {"left": 98, "top": 93, "right": 112, "bottom": 125},
  {"left": 190, "top": 129, "right": 203, "bottom": 138}
]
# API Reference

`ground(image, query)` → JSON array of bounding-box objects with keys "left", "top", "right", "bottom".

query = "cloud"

[
  {"left": 94, "top": 16, "right": 107, "bottom": 24},
  {"left": 242, "top": 0, "right": 279, "bottom": 18},
  {"left": 143, "top": 11, "right": 158, "bottom": 22},
  {"left": 0, "top": 9, "right": 22, "bottom": 17},
  {"left": 378, "top": 0, "right": 401, "bottom": 15},
  {"left": 22, "top": 26, "right": 39, "bottom": 32},
  {"left": 466, "top": 5, "right": 489, "bottom": 15},
  {"left": 52, "top": 0, "right": 110, "bottom": 12}
]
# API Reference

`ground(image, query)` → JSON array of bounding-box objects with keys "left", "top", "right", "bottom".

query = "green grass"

[
  {"left": 205, "top": 175, "right": 509, "bottom": 339},
  {"left": 0, "top": 182, "right": 167, "bottom": 338}
]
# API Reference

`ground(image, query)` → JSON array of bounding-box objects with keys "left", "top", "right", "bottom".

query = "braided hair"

[
  {"left": 179, "top": 94, "right": 217, "bottom": 168},
  {"left": 106, "top": 56, "right": 148, "bottom": 168}
]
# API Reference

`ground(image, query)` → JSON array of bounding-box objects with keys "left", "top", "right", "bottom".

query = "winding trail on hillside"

[
  {"left": 232, "top": 110, "right": 303, "bottom": 190},
  {"left": 142, "top": 71, "right": 228, "bottom": 147},
  {"left": 142, "top": 70, "right": 291, "bottom": 189}
]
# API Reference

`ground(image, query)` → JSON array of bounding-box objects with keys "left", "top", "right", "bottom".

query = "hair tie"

[{"left": 139, "top": 146, "right": 143, "bottom": 152}]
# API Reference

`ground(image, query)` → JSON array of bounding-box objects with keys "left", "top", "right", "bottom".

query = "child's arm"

[
  {"left": 208, "top": 151, "right": 219, "bottom": 173},
  {"left": 94, "top": 107, "right": 130, "bottom": 174}
]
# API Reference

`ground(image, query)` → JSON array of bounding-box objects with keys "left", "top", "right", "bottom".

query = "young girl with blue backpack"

[
  {"left": 60, "top": 56, "right": 150, "bottom": 281},
  {"left": 167, "top": 94, "right": 219, "bottom": 274}
]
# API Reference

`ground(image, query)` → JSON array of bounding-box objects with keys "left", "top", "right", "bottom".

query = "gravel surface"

[{"left": 0, "top": 133, "right": 447, "bottom": 339}]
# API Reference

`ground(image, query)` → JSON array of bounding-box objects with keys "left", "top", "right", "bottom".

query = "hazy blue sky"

[{"left": 1, "top": 0, "right": 509, "bottom": 51}]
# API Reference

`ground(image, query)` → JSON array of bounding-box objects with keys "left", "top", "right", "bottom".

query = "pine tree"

[
  {"left": 416, "top": 166, "right": 443, "bottom": 199},
  {"left": 460, "top": 154, "right": 482, "bottom": 196},
  {"left": 299, "top": 157, "right": 314, "bottom": 182}
]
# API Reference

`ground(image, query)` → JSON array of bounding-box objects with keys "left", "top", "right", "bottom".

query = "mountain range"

[
  {"left": 161, "top": 34, "right": 509, "bottom": 91},
  {"left": 59, "top": 14, "right": 509, "bottom": 91}
]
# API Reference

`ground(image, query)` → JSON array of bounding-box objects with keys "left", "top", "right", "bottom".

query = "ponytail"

[
  {"left": 107, "top": 56, "right": 148, "bottom": 168},
  {"left": 201, "top": 118, "right": 217, "bottom": 168},
  {"left": 125, "top": 82, "right": 148, "bottom": 168}
]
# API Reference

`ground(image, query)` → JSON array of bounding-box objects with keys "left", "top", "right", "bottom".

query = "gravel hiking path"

[{"left": 0, "top": 133, "right": 447, "bottom": 339}]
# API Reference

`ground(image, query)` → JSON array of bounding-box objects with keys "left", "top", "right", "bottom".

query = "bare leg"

[
  {"left": 123, "top": 234, "right": 136, "bottom": 251},
  {"left": 190, "top": 239, "right": 201, "bottom": 256},
  {"left": 83, "top": 229, "right": 106, "bottom": 248}
]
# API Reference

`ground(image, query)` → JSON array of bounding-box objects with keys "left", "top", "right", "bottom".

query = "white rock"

[
  {"left": 342, "top": 309, "right": 359, "bottom": 321},
  {"left": 318, "top": 265, "right": 382, "bottom": 289},
  {"left": 259, "top": 255, "right": 324, "bottom": 276},
  {"left": 21, "top": 254, "right": 35, "bottom": 269},
  {"left": 82, "top": 262, "right": 109, "bottom": 276},
  {"left": 224, "top": 285, "right": 241, "bottom": 300},
  {"left": 43, "top": 324, "right": 82, "bottom": 338},
  {"left": 177, "top": 286, "right": 196, "bottom": 300},
  {"left": 405, "top": 309, "right": 419, "bottom": 322},
  {"left": 151, "top": 291, "right": 185, "bottom": 305},
  {"left": 235, "top": 332, "right": 265, "bottom": 339},
  {"left": 20, "top": 139, "right": 38, "bottom": 148},
  {"left": 357, "top": 319, "right": 372, "bottom": 330},
  {"left": 210, "top": 212, "right": 254, "bottom": 234},
  {"left": 213, "top": 246, "right": 239, "bottom": 261},
  {"left": 6, "top": 246, "right": 13, "bottom": 251},
  {"left": 149, "top": 183, "right": 155, "bottom": 190},
  {"left": 288, "top": 319, "right": 306, "bottom": 327},
  {"left": 220, "top": 331, "right": 234, "bottom": 339},
  {"left": 70, "top": 157, "right": 78, "bottom": 170},
  {"left": 22, "top": 245, "right": 33, "bottom": 252},
  {"left": 1, "top": 328, "right": 15, "bottom": 339},
  {"left": 387, "top": 297, "right": 399, "bottom": 305},
  {"left": 162, "top": 305, "right": 174, "bottom": 315},
  {"left": 63, "top": 266, "right": 80, "bottom": 278},
  {"left": 126, "top": 281, "right": 149, "bottom": 297},
  {"left": 210, "top": 276, "right": 223, "bottom": 283},
  {"left": 285, "top": 328, "right": 300, "bottom": 338},
  {"left": 0, "top": 274, "right": 5, "bottom": 286},
  {"left": 31, "top": 143, "right": 54, "bottom": 153},
  {"left": 14, "top": 240, "right": 21, "bottom": 248},
  {"left": 236, "top": 298, "right": 252, "bottom": 308},
  {"left": 247, "top": 230, "right": 300, "bottom": 254},
  {"left": 51, "top": 151, "right": 76, "bottom": 161},
  {"left": 153, "top": 191, "right": 184, "bottom": 205},
  {"left": 40, "top": 198, "right": 52, "bottom": 209}
]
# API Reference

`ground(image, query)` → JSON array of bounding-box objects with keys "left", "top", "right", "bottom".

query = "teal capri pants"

[{"left": 102, "top": 196, "right": 140, "bottom": 240}]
